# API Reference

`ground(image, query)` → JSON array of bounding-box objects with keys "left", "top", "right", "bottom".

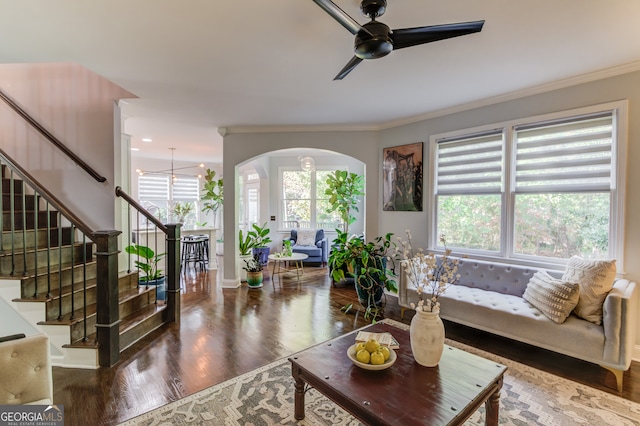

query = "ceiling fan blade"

[
  {"left": 334, "top": 56, "right": 363, "bottom": 80},
  {"left": 312, "top": 0, "right": 363, "bottom": 35},
  {"left": 391, "top": 20, "right": 485, "bottom": 50}
]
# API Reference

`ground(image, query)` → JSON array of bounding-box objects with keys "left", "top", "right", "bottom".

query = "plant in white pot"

[{"left": 396, "top": 231, "right": 461, "bottom": 367}]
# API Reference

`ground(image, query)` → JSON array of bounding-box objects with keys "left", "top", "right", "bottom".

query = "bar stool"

[{"left": 181, "top": 235, "right": 208, "bottom": 271}]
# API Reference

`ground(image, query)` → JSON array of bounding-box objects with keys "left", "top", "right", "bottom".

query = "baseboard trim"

[{"left": 222, "top": 278, "right": 240, "bottom": 289}]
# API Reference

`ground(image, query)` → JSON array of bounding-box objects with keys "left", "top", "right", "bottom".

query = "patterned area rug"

[{"left": 118, "top": 320, "right": 640, "bottom": 425}]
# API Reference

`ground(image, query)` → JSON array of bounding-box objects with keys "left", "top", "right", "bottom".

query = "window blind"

[
  {"left": 515, "top": 112, "right": 613, "bottom": 193},
  {"left": 436, "top": 131, "right": 504, "bottom": 195},
  {"left": 139, "top": 175, "right": 169, "bottom": 200},
  {"left": 172, "top": 177, "right": 199, "bottom": 200}
]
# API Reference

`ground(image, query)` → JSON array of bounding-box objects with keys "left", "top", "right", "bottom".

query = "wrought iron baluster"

[
  {"left": 82, "top": 233, "right": 87, "bottom": 341},
  {"left": 126, "top": 205, "right": 131, "bottom": 273},
  {"left": 33, "top": 192, "right": 39, "bottom": 296},
  {"left": 9, "top": 170, "right": 15, "bottom": 276},
  {"left": 0, "top": 159, "right": 3, "bottom": 272},
  {"left": 69, "top": 223, "right": 75, "bottom": 319},
  {"left": 46, "top": 201, "right": 51, "bottom": 297},
  {"left": 21, "top": 179, "right": 26, "bottom": 276},
  {"left": 57, "top": 211, "right": 62, "bottom": 320}
]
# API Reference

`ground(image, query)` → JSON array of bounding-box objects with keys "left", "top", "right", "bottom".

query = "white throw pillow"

[
  {"left": 562, "top": 256, "right": 616, "bottom": 325},
  {"left": 297, "top": 229, "right": 317, "bottom": 246},
  {"left": 522, "top": 271, "right": 580, "bottom": 324}
]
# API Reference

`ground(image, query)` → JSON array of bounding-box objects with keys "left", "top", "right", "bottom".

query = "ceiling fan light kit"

[{"left": 312, "top": 0, "right": 484, "bottom": 80}]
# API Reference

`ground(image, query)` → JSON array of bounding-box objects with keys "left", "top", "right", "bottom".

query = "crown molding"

[
  {"left": 223, "top": 61, "right": 640, "bottom": 135},
  {"left": 379, "top": 60, "right": 640, "bottom": 130},
  {"left": 223, "top": 123, "right": 380, "bottom": 135}
]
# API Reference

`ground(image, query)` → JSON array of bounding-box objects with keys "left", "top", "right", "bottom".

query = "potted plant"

[
  {"left": 248, "top": 222, "right": 272, "bottom": 265},
  {"left": 324, "top": 170, "right": 364, "bottom": 235},
  {"left": 282, "top": 239, "right": 293, "bottom": 257},
  {"left": 238, "top": 229, "right": 255, "bottom": 282},
  {"left": 172, "top": 201, "right": 194, "bottom": 224},
  {"left": 243, "top": 253, "right": 264, "bottom": 288},
  {"left": 329, "top": 231, "right": 397, "bottom": 322},
  {"left": 201, "top": 168, "right": 223, "bottom": 229},
  {"left": 125, "top": 244, "right": 167, "bottom": 300}
]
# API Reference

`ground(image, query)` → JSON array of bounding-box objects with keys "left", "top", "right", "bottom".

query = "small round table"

[{"left": 268, "top": 253, "right": 309, "bottom": 286}]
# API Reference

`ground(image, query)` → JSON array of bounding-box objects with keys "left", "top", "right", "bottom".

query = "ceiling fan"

[{"left": 312, "top": 0, "right": 485, "bottom": 80}]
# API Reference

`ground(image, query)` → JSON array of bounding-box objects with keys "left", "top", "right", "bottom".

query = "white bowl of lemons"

[{"left": 347, "top": 339, "right": 397, "bottom": 370}]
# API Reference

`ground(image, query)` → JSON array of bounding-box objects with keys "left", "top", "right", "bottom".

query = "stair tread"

[
  {"left": 35, "top": 285, "right": 156, "bottom": 325},
  {"left": 63, "top": 304, "right": 166, "bottom": 349},
  {"left": 11, "top": 269, "right": 136, "bottom": 300},
  {"left": 2, "top": 259, "right": 97, "bottom": 280}
]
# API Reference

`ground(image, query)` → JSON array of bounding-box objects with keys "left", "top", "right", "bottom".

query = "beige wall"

[
  {"left": 379, "top": 70, "right": 640, "bottom": 284},
  {"left": 0, "top": 62, "right": 135, "bottom": 231}
]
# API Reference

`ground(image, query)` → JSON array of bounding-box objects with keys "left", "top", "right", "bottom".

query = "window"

[
  {"left": 432, "top": 102, "right": 626, "bottom": 268},
  {"left": 138, "top": 175, "right": 200, "bottom": 226},
  {"left": 280, "top": 169, "right": 342, "bottom": 230}
]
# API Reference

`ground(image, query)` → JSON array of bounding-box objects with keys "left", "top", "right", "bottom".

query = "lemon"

[
  {"left": 379, "top": 346, "right": 391, "bottom": 361},
  {"left": 356, "top": 349, "right": 371, "bottom": 364},
  {"left": 370, "top": 350, "right": 385, "bottom": 365},
  {"left": 364, "top": 339, "right": 380, "bottom": 353}
]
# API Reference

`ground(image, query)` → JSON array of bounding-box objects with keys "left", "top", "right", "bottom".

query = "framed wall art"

[{"left": 383, "top": 142, "right": 423, "bottom": 211}]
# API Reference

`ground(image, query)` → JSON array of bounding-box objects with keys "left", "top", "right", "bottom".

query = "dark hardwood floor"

[{"left": 52, "top": 257, "right": 640, "bottom": 425}]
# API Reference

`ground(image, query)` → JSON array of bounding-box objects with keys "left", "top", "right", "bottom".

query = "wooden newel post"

[
  {"left": 165, "top": 223, "right": 181, "bottom": 323},
  {"left": 93, "top": 230, "right": 122, "bottom": 368}
]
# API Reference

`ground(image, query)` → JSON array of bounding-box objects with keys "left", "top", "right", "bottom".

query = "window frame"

[
  {"left": 137, "top": 174, "right": 202, "bottom": 225},
  {"left": 428, "top": 101, "right": 628, "bottom": 272},
  {"left": 278, "top": 166, "right": 345, "bottom": 231}
]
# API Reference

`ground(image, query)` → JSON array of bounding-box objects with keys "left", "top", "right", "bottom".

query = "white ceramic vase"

[{"left": 410, "top": 308, "right": 445, "bottom": 367}]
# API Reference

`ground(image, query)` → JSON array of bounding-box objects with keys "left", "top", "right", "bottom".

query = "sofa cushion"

[
  {"left": 297, "top": 229, "right": 317, "bottom": 246},
  {"left": 522, "top": 271, "right": 580, "bottom": 324},
  {"left": 438, "top": 285, "right": 605, "bottom": 363},
  {"left": 292, "top": 245, "right": 321, "bottom": 257},
  {"left": 562, "top": 256, "right": 616, "bottom": 325}
]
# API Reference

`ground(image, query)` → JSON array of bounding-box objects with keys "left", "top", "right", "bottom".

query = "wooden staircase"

[{"left": 0, "top": 164, "right": 167, "bottom": 368}]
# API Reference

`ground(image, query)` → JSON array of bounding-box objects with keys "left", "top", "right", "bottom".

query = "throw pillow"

[
  {"left": 297, "top": 229, "right": 317, "bottom": 246},
  {"left": 562, "top": 256, "right": 616, "bottom": 325},
  {"left": 523, "top": 271, "right": 580, "bottom": 324}
]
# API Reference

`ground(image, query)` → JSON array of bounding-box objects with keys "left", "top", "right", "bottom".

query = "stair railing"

[
  {"left": 115, "top": 186, "right": 181, "bottom": 324},
  {"left": 0, "top": 150, "right": 96, "bottom": 344},
  {"left": 0, "top": 90, "right": 106, "bottom": 183}
]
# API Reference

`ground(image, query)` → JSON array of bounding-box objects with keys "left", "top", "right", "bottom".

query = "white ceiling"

[{"left": 2, "top": 0, "right": 640, "bottom": 163}]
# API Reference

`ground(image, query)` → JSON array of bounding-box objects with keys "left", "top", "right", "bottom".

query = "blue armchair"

[{"left": 287, "top": 229, "right": 328, "bottom": 267}]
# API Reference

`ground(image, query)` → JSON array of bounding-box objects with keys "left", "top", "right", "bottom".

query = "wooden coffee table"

[{"left": 289, "top": 322, "right": 507, "bottom": 425}]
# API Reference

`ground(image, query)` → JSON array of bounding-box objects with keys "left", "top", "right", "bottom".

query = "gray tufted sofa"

[{"left": 398, "top": 257, "right": 637, "bottom": 391}]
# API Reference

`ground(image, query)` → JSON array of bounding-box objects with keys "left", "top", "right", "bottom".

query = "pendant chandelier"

[{"left": 135, "top": 148, "right": 205, "bottom": 183}]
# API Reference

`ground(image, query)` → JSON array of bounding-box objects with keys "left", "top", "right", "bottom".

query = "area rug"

[{"left": 118, "top": 319, "right": 640, "bottom": 425}]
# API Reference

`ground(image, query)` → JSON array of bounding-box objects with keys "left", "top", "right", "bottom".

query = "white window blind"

[
  {"left": 172, "top": 177, "right": 199, "bottom": 200},
  {"left": 515, "top": 112, "right": 613, "bottom": 193},
  {"left": 139, "top": 175, "right": 169, "bottom": 200},
  {"left": 436, "top": 131, "right": 504, "bottom": 195}
]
